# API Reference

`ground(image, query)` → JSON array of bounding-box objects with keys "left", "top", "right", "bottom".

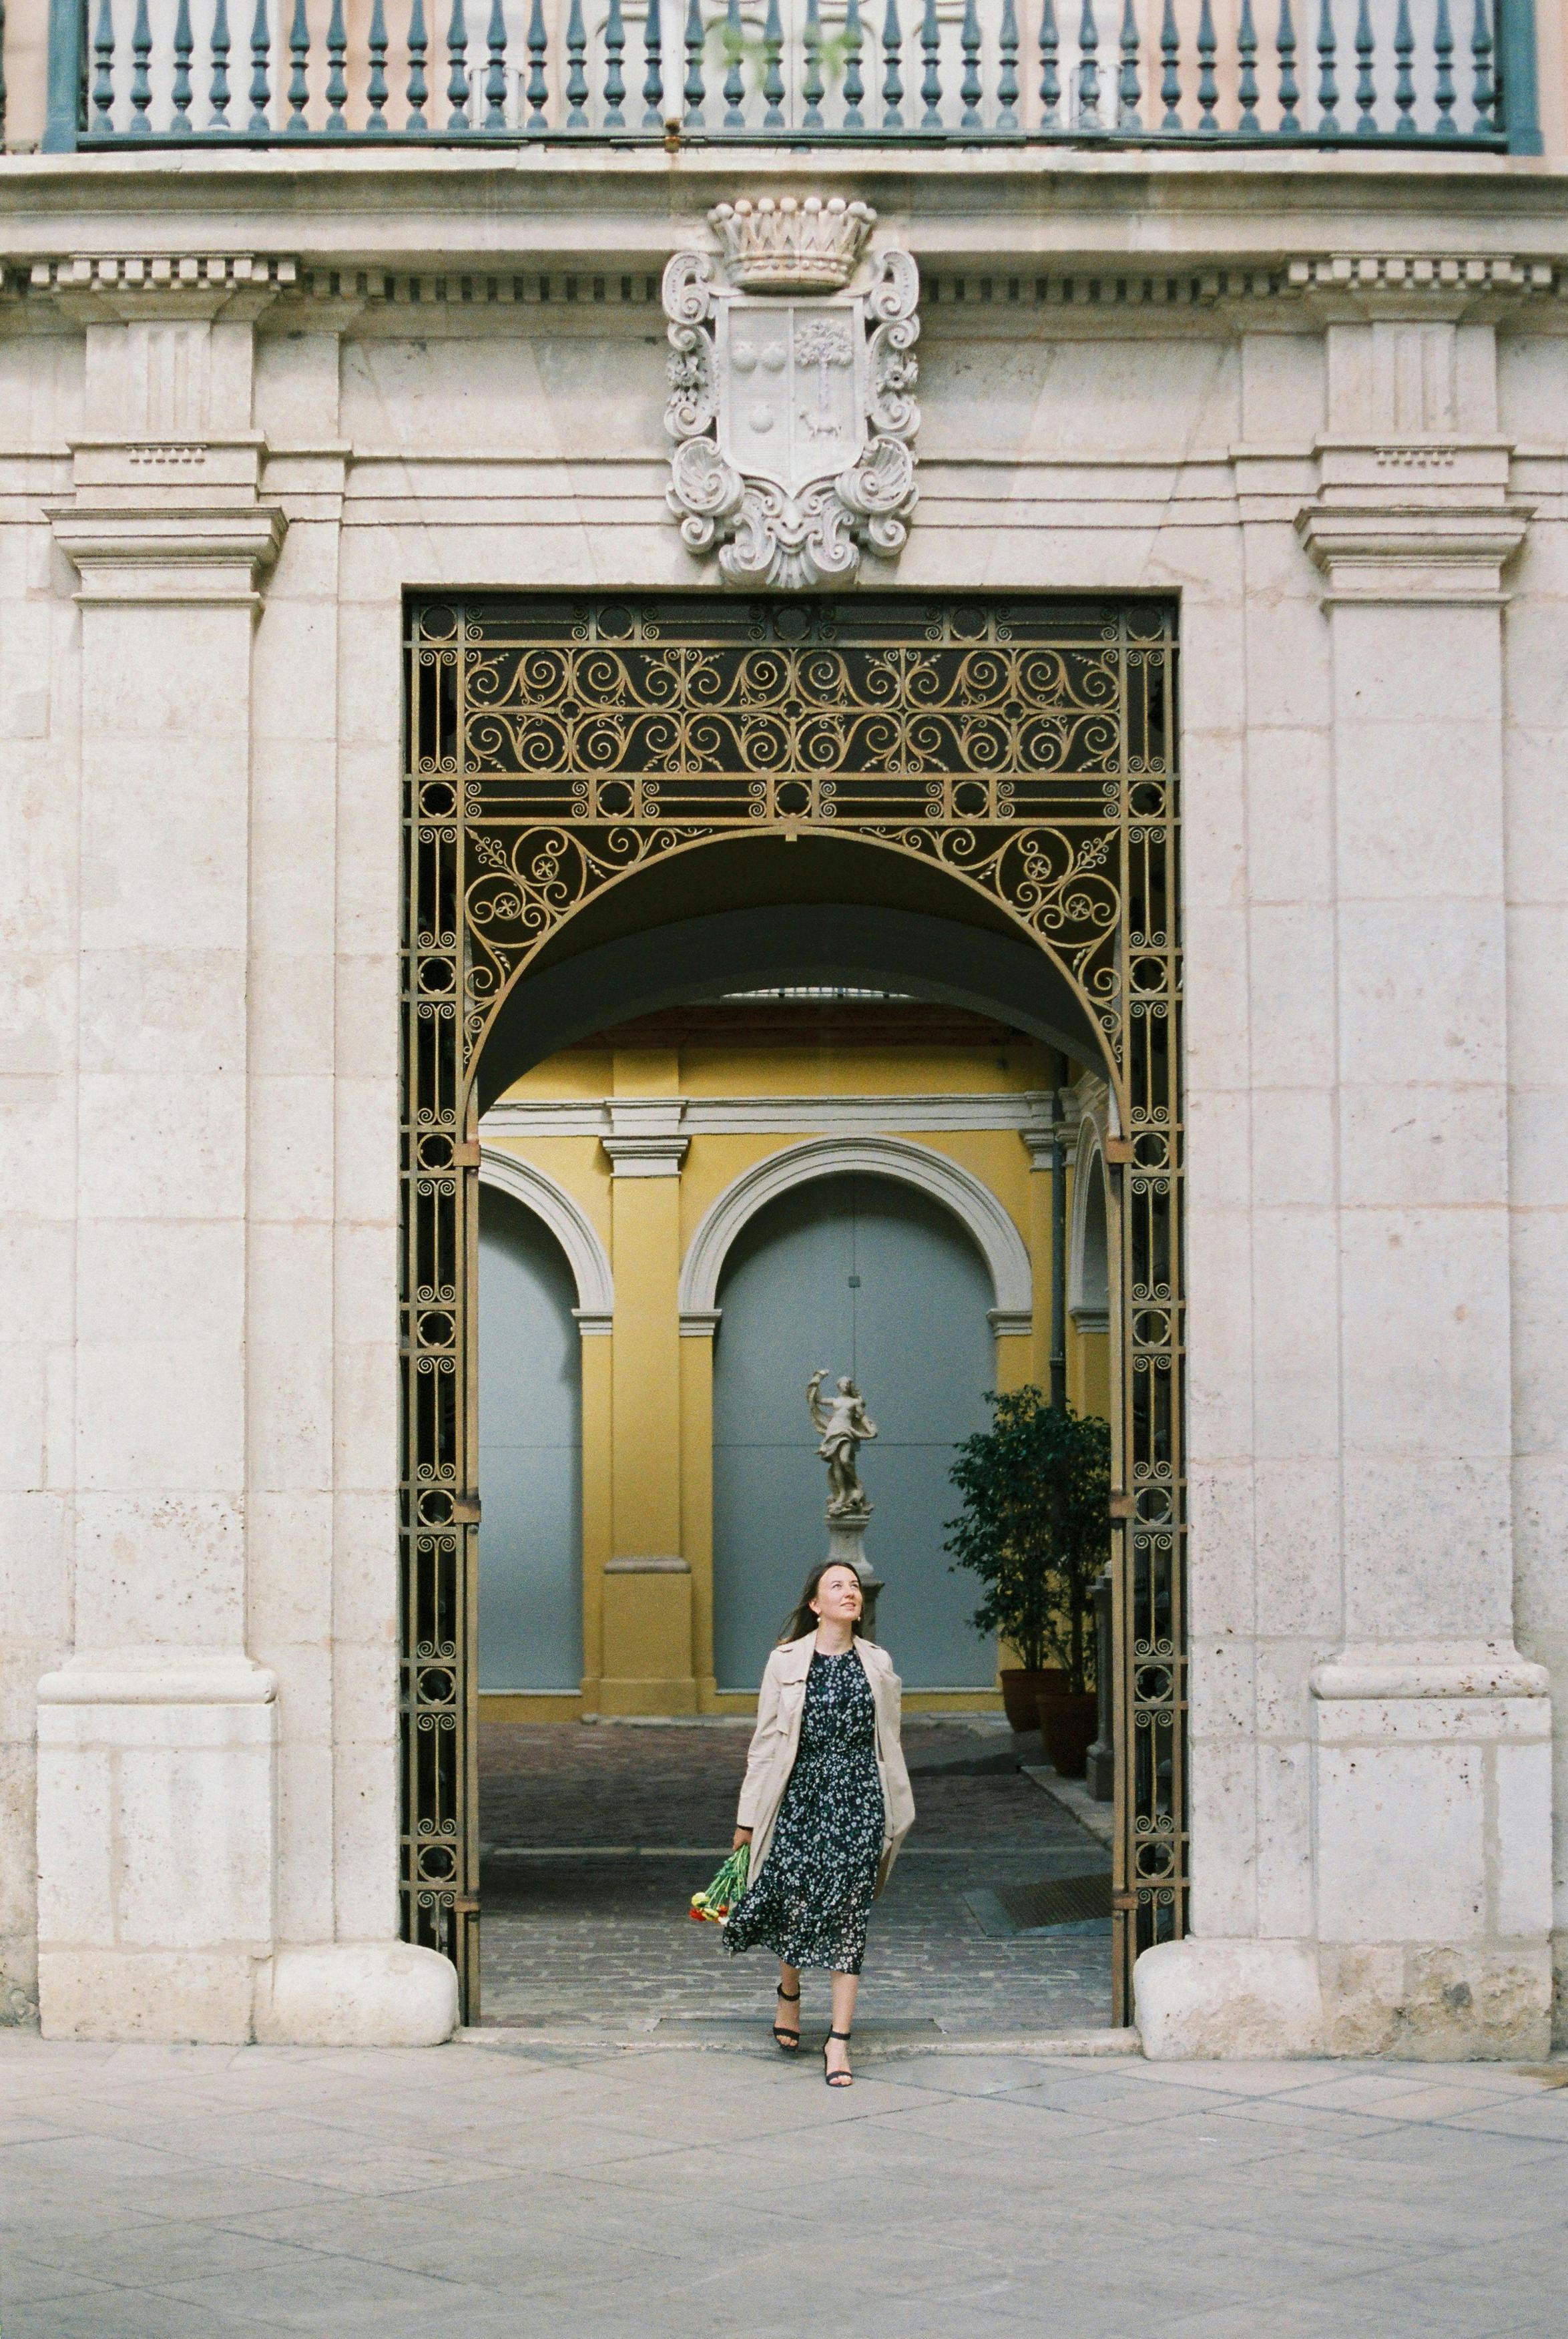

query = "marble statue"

[{"left": 807, "top": 1369, "right": 878, "bottom": 1518}]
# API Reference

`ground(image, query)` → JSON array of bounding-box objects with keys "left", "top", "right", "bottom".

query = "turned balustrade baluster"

[
  {"left": 684, "top": 0, "right": 706, "bottom": 123},
  {"left": 641, "top": 0, "right": 664, "bottom": 120},
  {"left": 722, "top": 0, "right": 746, "bottom": 126},
  {"left": 920, "top": 0, "right": 941, "bottom": 128},
  {"left": 842, "top": 0, "right": 865, "bottom": 126},
  {"left": 1432, "top": 0, "right": 1454, "bottom": 132},
  {"left": 210, "top": 0, "right": 232, "bottom": 125},
  {"left": 1353, "top": 0, "right": 1375, "bottom": 130},
  {"left": 365, "top": 0, "right": 388, "bottom": 124},
  {"left": 802, "top": 0, "right": 824, "bottom": 128},
  {"left": 762, "top": 0, "right": 784, "bottom": 127},
  {"left": 882, "top": 0, "right": 904, "bottom": 128},
  {"left": 1236, "top": 0, "right": 1258, "bottom": 130},
  {"left": 1276, "top": 0, "right": 1298, "bottom": 130},
  {"left": 92, "top": 0, "right": 115, "bottom": 128},
  {"left": 407, "top": 0, "right": 430, "bottom": 128},
  {"left": 248, "top": 0, "right": 272, "bottom": 129},
  {"left": 130, "top": 0, "right": 153, "bottom": 130},
  {"left": 483, "top": 0, "right": 507, "bottom": 124},
  {"left": 527, "top": 0, "right": 549, "bottom": 124},
  {"left": 566, "top": 0, "right": 589, "bottom": 122},
  {"left": 1469, "top": 0, "right": 1494, "bottom": 132},
  {"left": 1117, "top": 0, "right": 1139, "bottom": 128},
  {"left": 325, "top": 0, "right": 348, "bottom": 130},
  {"left": 285, "top": 0, "right": 308, "bottom": 130},
  {"left": 172, "top": 0, "right": 194, "bottom": 130},
  {"left": 1077, "top": 0, "right": 1101, "bottom": 127},
  {"left": 1391, "top": 0, "right": 1413, "bottom": 132},
  {"left": 1158, "top": 0, "right": 1180, "bottom": 127},
  {"left": 997, "top": 0, "right": 1018, "bottom": 128},
  {"left": 1038, "top": 0, "right": 1059, "bottom": 125},
  {"left": 447, "top": 0, "right": 471, "bottom": 126},
  {"left": 1316, "top": 0, "right": 1338, "bottom": 132},
  {"left": 1196, "top": 0, "right": 1218, "bottom": 128},
  {"left": 960, "top": 0, "right": 981, "bottom": 127},
  {"left": 603, "top": 0, "right": 627, "bottom": 126}
]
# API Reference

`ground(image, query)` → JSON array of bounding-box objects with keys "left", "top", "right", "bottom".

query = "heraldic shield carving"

[{"left": 664, "top": 196, "right": 921, "bottom": 590}]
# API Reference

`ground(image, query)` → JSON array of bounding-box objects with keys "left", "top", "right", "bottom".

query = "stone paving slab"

[
  {"left": 479, "top": 1717, "right": 1115, "bottom": 2031},
  {"left": 1, "top": 2034, "right": 1565, "bottom": 2338}
]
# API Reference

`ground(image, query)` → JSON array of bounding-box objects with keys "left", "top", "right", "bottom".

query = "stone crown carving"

[{"left": 708, "top": 196, "right": 876, "bottom": 293}]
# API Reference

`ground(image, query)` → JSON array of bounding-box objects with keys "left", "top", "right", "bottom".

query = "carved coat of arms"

[{"left": 664, "top": 196, "right": 920, "bottom": 590}]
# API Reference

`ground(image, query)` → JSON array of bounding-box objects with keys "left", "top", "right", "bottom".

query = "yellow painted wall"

[{"left": 481, "top": 1030, "right": 1112, "bottom": 1720}]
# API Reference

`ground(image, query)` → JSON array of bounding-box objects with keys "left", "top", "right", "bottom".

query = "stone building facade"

[{"left": 1, "top": 0, "right": 1566, "bottom": 2055}]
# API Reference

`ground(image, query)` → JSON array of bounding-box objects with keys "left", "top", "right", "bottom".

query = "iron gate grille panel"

[{"left": 401, "top": 592, "right": 1185, "bottom": 2022}]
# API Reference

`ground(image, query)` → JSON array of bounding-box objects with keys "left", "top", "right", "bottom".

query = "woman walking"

[{"left": 723, "top": 1560, "right": 914, "bottom": 2087}]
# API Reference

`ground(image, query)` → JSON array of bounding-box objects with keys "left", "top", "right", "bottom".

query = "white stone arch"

[
  {"left": 478, "top": 1146, "right": 613, "bottom": 1333},
  {"left": 679, "top": 1135, "right": 1033, "bottom": 1339},
  {"left": 1068, "top": 1118, "right": 1111, "bottom": 1337}
]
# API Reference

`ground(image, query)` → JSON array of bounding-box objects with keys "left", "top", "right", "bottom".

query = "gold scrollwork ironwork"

[{"left": 401, "top": 594, "right": 1185, "bottom": 2023}]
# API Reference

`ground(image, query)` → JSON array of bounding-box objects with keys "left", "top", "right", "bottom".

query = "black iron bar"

[
  {"left": 920, "top": 0, "right": 941, "bottom": 128},
  {"left": 1316, "top": 0, "right": 1338, "bottom": 131},
  {"left": 130, "top": 0, "right": 153, "bottom": 128},
  {"left": 248, "top": 0, "right": 272, "bottom": 128},
  {"left": 1077, "top": 0, "right": 1100, "bottom": 126},
  {"left": 1196, "top": 0, "right": 1217, "bottom": 128},
  {"left": 961, "top": 0, "right": 981, "bottom": 126},
  {"left": 763, "top": 0, "right": 784, "bottom": 126},
  {"left": 684, "top": 0, "right": 704, "bottom": 123},
  {"left": 803, "top": 0, "right": 824, "bottom": 127},
  {"left": 484, "top": 0, "right": 506, "bottom": 125},
  {"left": 722, "top": 0, "right": 744, "bottom": 127},
  {"left": 997, "top": 0, "right": 1018, "bottom": 126},
  {"left": 526, "top": 0, "right": 547, "bottom": 124},
  {"left": 326, "top": 0, "right": 347, "bottom": 128},
  {"left": 1392, "top": 0, "right": 1413, "bottom": 130},
  {"left": 366, "top": 0, "right": 388, "bottom": 124},
  {"left": 1039, "top": 0, "right": 1059, "bottom": 124},
  {"left": 882, "top": 0, "right": 904, "bottom": 128},
  {"left": 842, "top": 0, "right": 864, "bottom": 126}
]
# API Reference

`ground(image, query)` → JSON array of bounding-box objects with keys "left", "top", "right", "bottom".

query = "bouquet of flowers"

[{"left": 689, "top": 1843, "right": 749, "bottom": 1925}]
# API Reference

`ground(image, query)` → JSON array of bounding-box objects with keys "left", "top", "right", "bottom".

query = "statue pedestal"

[{"left": 826, "top": 1508, "right": 883, "bottom": 1639}]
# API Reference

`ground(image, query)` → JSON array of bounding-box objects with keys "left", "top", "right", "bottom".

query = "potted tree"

[{"left": 945, "top": 1387, "right": 1111, "bottom": 1774}]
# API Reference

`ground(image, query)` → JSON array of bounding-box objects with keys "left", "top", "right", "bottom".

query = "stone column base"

[
  {"left": 39, "top": 1949, "right": 262, "bottom": 2045},
  {"left": 1135, "top": 1936, "right": 1553, "bottom": 2061},
  {"left": 1135, "top": 1939, "right": 1326, "bottom": 2061},
  {"left": 253, "top": 1943, "right": 459, "bottom": 2047}
]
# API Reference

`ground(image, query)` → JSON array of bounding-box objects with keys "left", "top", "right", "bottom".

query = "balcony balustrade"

[{"left": 37, "top": 0, "right": 1539, "bottom": 148}]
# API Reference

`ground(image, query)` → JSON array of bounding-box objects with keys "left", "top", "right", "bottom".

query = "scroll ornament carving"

[{"left": 663, "top": 200, "right": 920, "bottom": 590}]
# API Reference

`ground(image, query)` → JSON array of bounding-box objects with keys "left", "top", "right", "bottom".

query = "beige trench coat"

[{"left": 735, "top": 1634, "right": 916, "bottom": 1898}]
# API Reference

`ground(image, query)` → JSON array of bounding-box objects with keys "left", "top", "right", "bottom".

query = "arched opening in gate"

[{"left": 401, "top": 595, "right": 1185, "bottom": 2031}]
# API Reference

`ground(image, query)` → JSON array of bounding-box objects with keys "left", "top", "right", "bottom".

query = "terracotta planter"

[
  {"left": 999, "top": 1667, "right": 1066, "bottom": 1733},
  {"left": 1037, "top": 1689, "right": 1098, "bottom": 1779}
]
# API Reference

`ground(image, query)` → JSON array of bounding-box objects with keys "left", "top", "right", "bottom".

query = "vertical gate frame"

[{"left": 401, "top": 593, "right": 1186, "bottom": 2023}]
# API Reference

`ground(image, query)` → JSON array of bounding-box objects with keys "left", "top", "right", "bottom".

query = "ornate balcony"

[{"left": 38, "top": 0, "right": 1541, "bottom": 150}]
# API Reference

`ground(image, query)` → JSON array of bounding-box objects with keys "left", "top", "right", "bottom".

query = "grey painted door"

[
  {"left": 712, "top": 1173, "right": 996, "bottom": 1691},
  {"left": 478, "top": 1183, "right": 583, "bottom": 1693}
]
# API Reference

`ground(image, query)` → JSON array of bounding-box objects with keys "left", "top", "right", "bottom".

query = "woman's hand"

[{"left": 732, "top": 1827, "right": 752, "bottom": 1850}]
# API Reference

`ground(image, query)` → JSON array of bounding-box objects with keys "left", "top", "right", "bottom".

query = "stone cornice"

[
  {"left": 1295, "top": 501, "right": 1533, "bottom": 604},
  {"left": 48, "top": 503, "right": 288, "bottom": 606}
]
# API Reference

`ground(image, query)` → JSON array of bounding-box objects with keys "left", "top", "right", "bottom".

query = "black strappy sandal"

[
  {"left": 772, "top": 1985, "right": 801, "bottom": 2052},
  {"left": 822, "top": 2027, "right": 853, "bottom": 2087}
]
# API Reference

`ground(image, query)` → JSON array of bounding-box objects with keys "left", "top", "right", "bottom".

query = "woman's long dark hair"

[{"left": 778, "top": 1560, "right": 867, "bottom": 1647}]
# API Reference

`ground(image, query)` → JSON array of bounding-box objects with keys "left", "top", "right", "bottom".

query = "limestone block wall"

[{"left": 0, "top": 156, "right": 1563, "bottom": 2050}]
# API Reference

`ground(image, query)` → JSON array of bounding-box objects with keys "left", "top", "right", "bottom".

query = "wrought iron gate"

[{"left": 401, "top": 593, "right": 1185, "bottom": 2023}]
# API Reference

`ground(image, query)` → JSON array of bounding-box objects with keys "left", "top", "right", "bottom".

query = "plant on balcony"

[{"left": 945, "top": 1388, "right": 1111, "bottom": 1745}]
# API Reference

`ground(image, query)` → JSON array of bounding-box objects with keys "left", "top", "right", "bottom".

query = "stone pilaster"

[
  {"left": 1142, "top": 306, "right": 1552, "bottom": 2061},
  {"left": 34, "top": 265, "right": 453, "bottom": 2045}
]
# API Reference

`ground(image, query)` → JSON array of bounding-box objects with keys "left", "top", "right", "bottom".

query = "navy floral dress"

[{"left": 724, "top": 1648, "right": 885, "bottom": 1975}]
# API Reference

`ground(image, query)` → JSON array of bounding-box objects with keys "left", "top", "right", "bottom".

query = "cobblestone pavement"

[
  {"left": 3, "top": 2032, "right": 1566, "bottom": 2338},
  {"left": 478, "top": 1718, "right": 1114, "bottom": 2033}
]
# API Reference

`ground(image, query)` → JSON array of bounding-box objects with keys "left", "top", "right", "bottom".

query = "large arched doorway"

[
  {"left": 401, "top": 594, "right": 1185, "bottom": 2023},
  {"left": 711, "top": 1171, "right": 996, "bottom": 1692}
]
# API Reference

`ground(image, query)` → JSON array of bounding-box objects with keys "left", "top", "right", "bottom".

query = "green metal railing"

[{"left": 40, "top": 0, "right": 1539, "bottom": 156}]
